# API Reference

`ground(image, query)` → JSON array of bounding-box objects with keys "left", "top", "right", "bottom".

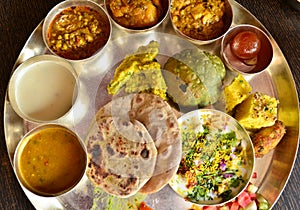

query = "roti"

[
  {"left": 89, "top": 93, "right": 182, "bottom": 195},
  {"left": 86, "top": 116, "right": 157, "bottom": 198},
  {"left": 129, "top": 93, "right": 182, "bottom": 194}
]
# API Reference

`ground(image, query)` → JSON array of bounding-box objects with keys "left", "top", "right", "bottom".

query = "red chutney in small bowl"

[
  {"left": 44, "top": 2, "right": 111, "bottom": 61},
  {"left": 14, "top": 124, "right": 87, "bottom": 196}
]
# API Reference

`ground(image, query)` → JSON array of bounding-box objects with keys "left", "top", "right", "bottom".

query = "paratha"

[{"left": 86, "top": 116, "right": 157, "bottom": 198}]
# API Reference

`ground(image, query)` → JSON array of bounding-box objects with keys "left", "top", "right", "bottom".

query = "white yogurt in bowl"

[{"left": 8, "top": 55, "right": 78, "bottom": 123}]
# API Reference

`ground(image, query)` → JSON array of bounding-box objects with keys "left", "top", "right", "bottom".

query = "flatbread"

[
  {"left": 129, "top": 93, "right": 182, "bottom": 194},
  {"left": 90, "top": 93, "right": 182, "bottom": 195},
  {"left": 95, "top": 93, "right": 134, "bottom": 121},
  {"left": 86, "top": 116, "right": 157, "bottom": 198}
]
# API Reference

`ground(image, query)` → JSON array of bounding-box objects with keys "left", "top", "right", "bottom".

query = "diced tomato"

[
  {"left": 225, "top": 201, "right": 233, "bottom": 207},
  {"left": 237, "top": 191, "right": 252, "bottom": 208},
  {"left": 252, "top": 172, "right": 257, "bottom": 179},
  {"left": 229, "top": 201, "right": 239, "bottom": 210},
  {"left": 249, "top": 192, "right": 257, "bottom": 200},
  {"left": 139, "top": 202, "right": 152, "bottom": 210},
  {"left": 203, "top": 206, "right": 218, "bottom": 210}
]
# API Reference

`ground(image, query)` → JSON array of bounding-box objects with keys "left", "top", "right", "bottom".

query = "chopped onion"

[{"left": 220, "top": 160, "right": 227, "bottom": 171}]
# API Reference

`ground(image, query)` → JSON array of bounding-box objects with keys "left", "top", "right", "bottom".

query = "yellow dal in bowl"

[{"left": 14, "top": 125, "right": 87, "bottom": 196}]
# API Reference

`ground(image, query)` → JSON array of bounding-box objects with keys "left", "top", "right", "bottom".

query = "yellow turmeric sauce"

[{"left": 17, "top": 126, "right": 86, "bottom": 196}]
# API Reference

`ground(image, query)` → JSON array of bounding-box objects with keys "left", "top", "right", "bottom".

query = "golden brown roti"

[{"left": 86, "top": 116, "right": 157, "bottom": 198}]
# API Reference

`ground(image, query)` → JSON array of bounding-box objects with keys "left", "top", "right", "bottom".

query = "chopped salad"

[{"left": 176, "top": 123, "right": 248, "bottom": 203}]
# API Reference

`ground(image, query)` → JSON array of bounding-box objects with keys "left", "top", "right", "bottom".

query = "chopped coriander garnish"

[{"left": 178, "top": 123, "right": 246, "bottom": 202}]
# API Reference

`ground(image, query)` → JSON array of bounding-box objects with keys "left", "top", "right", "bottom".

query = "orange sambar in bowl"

[{"left": 14, "top": 124, "right": 87, "bottom": 197}]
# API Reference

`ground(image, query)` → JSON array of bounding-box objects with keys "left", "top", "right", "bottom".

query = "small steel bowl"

[
  {"left": 13, "top": 124, "right": 87, "bottom": 197},
  {"left": 43, "top": 0, "right": 112, "bottom": 62},
  {"left": 8, "top": 55, "right": 79, "bottom": 123},
  {"left": 104, "top": 0, "right": 170, "bottom": 33},
  {"left": 221, "top": 24, "right": 273, "bottom": 75},
  {"left": 170, "top": 0, "right": 233, "bottom": 45}
]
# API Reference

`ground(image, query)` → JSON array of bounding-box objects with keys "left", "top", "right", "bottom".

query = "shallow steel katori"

[
  {"left": 13, "top": 123, "right": 87, "bottom": 197},
  {"left": 42, "top": 0, "right": 112, "bottom": 62},
  {"left": 170, "top": 0, "right": 233, "bottom": 45},
  {"left": 104, "top": 0, "right": 170, "bottom": 33},
  {"left": 221, "top": 24, "right": 273, "bottom": 75},
  {"left": 4, "top": 0, "right": 299, "bottom": 209},
  {"left": 8, "top": 55, "right": 79, "bottom": 123}
]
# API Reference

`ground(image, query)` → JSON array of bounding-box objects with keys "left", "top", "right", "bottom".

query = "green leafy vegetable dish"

[{"left": 169, "top": 109, "right": 255, "bottom": 206}]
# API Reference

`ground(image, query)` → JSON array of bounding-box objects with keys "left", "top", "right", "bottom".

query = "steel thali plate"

[{"left": 4, "top": 0, "right": 299, "bottom": 209}]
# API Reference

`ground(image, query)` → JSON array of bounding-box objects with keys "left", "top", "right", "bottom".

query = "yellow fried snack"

[
  {"left": 234, "top": 92, "right": 278, "bottom": 130},
  {"left": 224, "top": 74, "right": 252, "bottom": 113},
  {"left": 124, "top": 62, "right": 167, "bottom": 100},
  {"left": 252, "top": 120, "right": 286, "bottom": 158},
  {"left": 107, "top": 41, "right": 167, "bottom": 100}
]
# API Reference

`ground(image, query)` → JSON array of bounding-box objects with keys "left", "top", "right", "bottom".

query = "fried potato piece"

[
  {"left": 252, "top": 120, "right": 286, "bottom": 158},
  {"left": 234, "top": 92, "right": 278, "bottom": 130}
]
